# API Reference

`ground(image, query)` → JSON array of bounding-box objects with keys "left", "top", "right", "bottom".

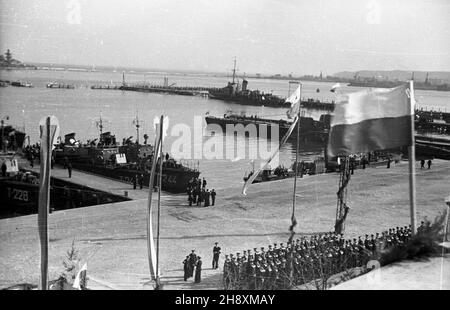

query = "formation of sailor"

[
  {"left": 223, "top": 225, "right": 413, "bottom": 290},
  {"left": 186, "top": 177, "right": 216, "bottom": 207},
  {"left": 183, "top": 250, "right": 203, "bottom": 283}
]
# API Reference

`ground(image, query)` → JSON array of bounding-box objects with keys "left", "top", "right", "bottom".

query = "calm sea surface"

[{"left": 1, "top": 69, "right": 449, "bottom": 190}]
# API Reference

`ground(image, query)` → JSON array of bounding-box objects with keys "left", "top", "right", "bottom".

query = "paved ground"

[
  {"left": 1, "top": 160, "right": 449, "bottom": 289},
  {"left": 23, "top": 163, "right": 160, "bottom": 201}
]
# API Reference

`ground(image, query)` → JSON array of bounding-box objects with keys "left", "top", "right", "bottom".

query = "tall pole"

[
  {"left": 408, "top": 80, "right": 417, "bottom": 235},
  {"left": 156, "top": 115, "right": 164, "bottom": 289},
  {"left": 291, "top": 83, "right": 302, "bottom": 231},
  {"left": 38, "top": 116, "right": 58, "bottom": 290},
  {"left": 1, "top": 120, "right": 4, "bottom": 153}
]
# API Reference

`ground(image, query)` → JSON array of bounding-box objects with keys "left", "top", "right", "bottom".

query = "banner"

[{"left": 242, "top": 116, "right": 299, "bottom": 195}]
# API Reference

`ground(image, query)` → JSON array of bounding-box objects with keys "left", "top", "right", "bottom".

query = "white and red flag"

[
  {"left": 286, "top": 85, "right": 301, "bottom": 119},
  {"left": 328, "top": 84, "right": 414, "bottom": 156}
]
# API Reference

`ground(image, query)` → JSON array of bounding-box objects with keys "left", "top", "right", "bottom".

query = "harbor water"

[{"left": 1, "top": 69, "right": 449, "bottom": 191}]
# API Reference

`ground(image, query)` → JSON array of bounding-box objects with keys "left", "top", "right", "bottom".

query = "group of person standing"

[
  {"left": 183, "top": 250, "right": 202, "bottom": 283},
  {"left": 222, "top": 226, "right": 414, "bottom": 290},
  {"left": 133, "top": 173, "right": 145, "bottom": 189},
  {"left": 420, "top": 159, "right": 433, "bottom": 169},
  {"left": 186, "top": 177, "right": 216, "bottom": 207},
  {"left": 182, "top": 242, "right": 222, "bottom": 285}
]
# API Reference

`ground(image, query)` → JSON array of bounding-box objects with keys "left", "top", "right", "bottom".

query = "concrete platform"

[
  {"left": 23, "top": 163, "right": 175, "bottom": 201},
  {"left": 1, "top": 159, "right": 449, "bottom": 290}
]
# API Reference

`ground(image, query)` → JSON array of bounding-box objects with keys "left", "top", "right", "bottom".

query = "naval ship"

[{"left": 54, "top": 117, "right": 200, "bottom": 193}]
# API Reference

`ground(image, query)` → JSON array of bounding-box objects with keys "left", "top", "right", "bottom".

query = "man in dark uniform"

[
  {"left": 139, "top": 174, "right": 144, "bottom": 189},
  {"left": 427, "top": 159, "right": 432, "bottom": 169},
  {"left": 211, "top": 189, "right": 216, "bottom": 206},
  {"left": 420, "top": 159, "right": 425, "bottom": 169},
  {"left": 67, "top": 162, "right": 72, "bottom": 178},
  {"left": 213, "top": 242, "right": 221, "bottom": 269},
  {"left": 1, "top": 161, "right": 6, "bottom": 177},
  {"left": 188, "top": 189, "right": 193, "bottom": 206},
  {"left": 133, "top": 174, "right": 138, "bottom": 189},
  {"left": 188, "top": 250, "right": 197, "bottom": 278},
  {"left": 202, "top": 177, "right": 207, "bottom": 189},
  {"left": 195, "top": 257, "right": 202, "bottom": 283},
  {"left": 205, "top": 189, "right": 210, "bottom": 207},
  {"left": 183, "top": 256, "right": 190, "bottom": 281}
]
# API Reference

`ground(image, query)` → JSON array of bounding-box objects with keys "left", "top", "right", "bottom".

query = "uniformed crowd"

[
  {"left": 222, "top": 225, "right": 413, "bottom": 290},
  {"left": 186, "top": 177, "right": 216, "bottom": 207}
]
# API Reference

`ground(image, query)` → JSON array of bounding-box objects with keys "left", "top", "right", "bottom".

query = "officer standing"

[
  {"left": 133, "top": 174, "right": 138, "bottom": 189},
  {"left": 205, "top": 189, "right": 210, "bottom": 207},
  {"left": 213, "top": 242, "right": 221, "bottom": 269},
  {"left": 1, "top": 161, "right": 6, "bottom": 177},
  {"left": 211, "top": 189, "right": 216, "bottom": 206},
  {"left": 67, "top": 162, "right": 72, "bottom": 178},
  {"left": 188, "top": 189, "right": 193, "bottom": 206},
  {"left": 195, "top": 257, "right": 202, "bottom": 283},
  {"left": 183, "top": 256, "right": 190, "bottom": 281},
  {"left": 188, "top": 250, "right": 197, "bottom": 278},
  {"left": 139, "top": 174, "right": 144, "bottom": 189}
]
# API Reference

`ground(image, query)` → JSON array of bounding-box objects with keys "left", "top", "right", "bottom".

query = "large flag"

[
  {"left": 328, "top": 84, "right": 414, "bottom": 156},
  {"left": 286, "top": 85, "right": 301, "bottom": 119},
  {"left": 242, "top": 116, "right": 299, "bottom": 195}
]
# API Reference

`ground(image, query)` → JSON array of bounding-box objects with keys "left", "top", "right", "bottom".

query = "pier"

[
  {"left": 1, "top": 159, "right": 449, "bottom": 289},
  {"left": 22, "top": 162, "right": 179, "bottom": 201}
]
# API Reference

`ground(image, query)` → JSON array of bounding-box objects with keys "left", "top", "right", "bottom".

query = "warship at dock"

[
  {"left": 205, "top": 112, "right": 330, "bottom": 144},
  {"left": 53, "top": 119, "right": 200, "bottom": 193}
]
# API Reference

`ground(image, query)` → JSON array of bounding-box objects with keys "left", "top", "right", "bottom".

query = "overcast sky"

[{"left": 1, "top": 0, "right": 449, "bottom": 75}]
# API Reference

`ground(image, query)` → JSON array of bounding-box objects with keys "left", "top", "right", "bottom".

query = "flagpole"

[
  {"left": 408, "top": 80, "right": 417, "bottom": 235},
  {"left": 156, "top": 115, "right": 164, "bottom": 289},
  {"left": 291, "top": 83, "right": 302, "bottom": 233},
  {"left": 38, "top": 116, "right": 51, "bottom": 290}
]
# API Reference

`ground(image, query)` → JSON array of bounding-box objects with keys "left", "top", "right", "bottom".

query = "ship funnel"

[{"left": 242, "top": 79, "right": 248, "bottom": 91}]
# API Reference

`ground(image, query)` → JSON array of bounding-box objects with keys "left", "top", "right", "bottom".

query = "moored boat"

[
  {"left": 54, "top": 130, "right": 200, "bottom": 193},
  {"left": 205, "top": 112, "right": 330, "bottom": 144}
]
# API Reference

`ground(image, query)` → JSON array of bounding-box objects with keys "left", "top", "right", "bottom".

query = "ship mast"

[
  {"left": 232, "top": 57, "right": 237, "bottom": 84},
  {"left": 134, "top": 111, "right": 140, "bottom": 144},
  {"left": 98, "top": 112, "right": 103, "bottom": 142}
]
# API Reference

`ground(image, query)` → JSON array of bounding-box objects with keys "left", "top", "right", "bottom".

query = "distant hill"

[{"left": 334, "top": 70, "right": 450, "bottom": 84}]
